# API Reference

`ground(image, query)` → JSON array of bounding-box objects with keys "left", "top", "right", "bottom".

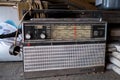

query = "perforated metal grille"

[{"left": 23, "top": 43, "right": 105, "bottom": 72}]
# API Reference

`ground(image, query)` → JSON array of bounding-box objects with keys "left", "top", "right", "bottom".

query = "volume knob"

[
  {"left": 25, "top": 34, "right": 31, "bottom": 39},
  {"left": 40, "top": 33, "right": 46, "bottom": 39}
]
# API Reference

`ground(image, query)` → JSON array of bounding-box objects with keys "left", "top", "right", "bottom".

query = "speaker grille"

[{"left": 23, "top": 43, "right": 105, "bottom": 72}]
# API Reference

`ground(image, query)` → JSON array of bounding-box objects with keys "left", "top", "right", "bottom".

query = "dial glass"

[{"left": 51, "top": 25, "right": 91, "bottom": 40}]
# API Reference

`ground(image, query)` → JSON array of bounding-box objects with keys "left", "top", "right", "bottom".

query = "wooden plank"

[
  {"left": 0, "top": 0, "right": 21, "bottom": 1},
  {"left": 17, "top": 2, "right": 30, "bottom": 20},
  {"left": 84, "top": 0, "right": 95, "bottom": 3},
  {"left": 0, "top": 2, "right": 16, "bottom": 6},
  {"left": 69, "top": 0, "right": 97, "bottom": 10},
  {"left": 102, "top": 11, "right": 120, "bottom": 23}
]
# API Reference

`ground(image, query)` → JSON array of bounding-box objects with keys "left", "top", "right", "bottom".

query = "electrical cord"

[
  {"left": 4, "top": 0, "right": 46, "bottom": 56},
  {"left": 14, "top": 1, "right": 32, "bottom": 46},
  {"left": 9, "top": 1, "right": 33, "bottom": 56}
]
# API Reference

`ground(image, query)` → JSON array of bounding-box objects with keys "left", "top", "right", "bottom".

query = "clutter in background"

[{"left": 107, "top": 44, "right": 120, "bottom": 75}]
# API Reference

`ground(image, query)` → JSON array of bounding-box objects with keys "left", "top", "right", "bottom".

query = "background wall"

[{"left": 0, "top": 6, "right": 19, "bottom": 25}]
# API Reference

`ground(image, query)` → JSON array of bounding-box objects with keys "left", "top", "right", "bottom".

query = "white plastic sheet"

[{"left": 0, "top": 22, "right": 22, "bottom": 61}]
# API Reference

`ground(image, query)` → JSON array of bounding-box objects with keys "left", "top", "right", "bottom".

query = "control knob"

[
  {"left": 25, "top": 33, "right": 31, "bottom": 39},
  {"left": 40, "top": 33, "right": 46, "bottom": 39}
]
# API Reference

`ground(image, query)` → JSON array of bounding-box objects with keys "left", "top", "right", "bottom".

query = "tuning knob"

[
  {"left": 25, "top": 33, "right": 31, "bottom": 39},
  {"left": 40, "top": 33, "right": 46, "bottom": 39}
]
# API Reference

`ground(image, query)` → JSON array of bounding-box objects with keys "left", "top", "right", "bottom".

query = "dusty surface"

[{"left": 0, "top": 62, "right": 120, "bottom": 80}]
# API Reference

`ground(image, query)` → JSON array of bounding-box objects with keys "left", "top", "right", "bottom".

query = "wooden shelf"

[{"left": 0, "top": 2, "right": 16, "bottom": 6}]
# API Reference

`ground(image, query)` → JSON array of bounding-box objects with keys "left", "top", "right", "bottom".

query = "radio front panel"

[
  {"left": 22, "top": 18, "right": 107, "bottom": 78},
  {"left": 23, "top": 18, "right": 107, "bottom": 43}
]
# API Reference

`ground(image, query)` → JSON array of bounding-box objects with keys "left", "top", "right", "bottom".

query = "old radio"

[{"left": 22, "top": 18, "right": 107, "bottom": 78}]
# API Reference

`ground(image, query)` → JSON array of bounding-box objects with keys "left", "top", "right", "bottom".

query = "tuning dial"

[
  {"left": 40, "top": 33, "right": 46, "bottom": 39},
  {"left": 25, "top": 33, "right": 31, "bottom": 39}
]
